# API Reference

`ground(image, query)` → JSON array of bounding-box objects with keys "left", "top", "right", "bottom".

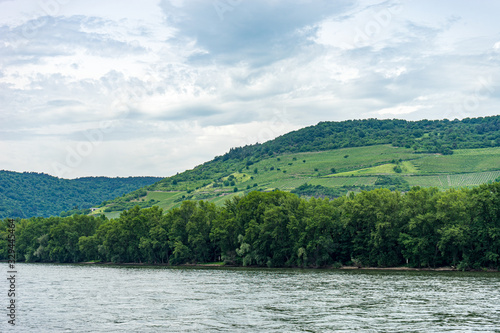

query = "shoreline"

[{"left": 6, "top": 260, "right": 496, "bottom": 272}]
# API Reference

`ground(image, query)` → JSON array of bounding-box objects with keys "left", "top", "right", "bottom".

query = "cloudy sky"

[{"left": 1, "top": 0, "right": 499, "bottom": 179}]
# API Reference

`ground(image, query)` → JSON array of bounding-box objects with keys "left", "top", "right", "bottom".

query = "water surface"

[{"left": 3, "top": 263, "right": 500, "bottom": 332}]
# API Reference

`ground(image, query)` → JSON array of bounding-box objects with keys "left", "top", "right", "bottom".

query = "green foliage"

[
  {"left": 291, "top": 183, "right": 345, "bottom": 198},
  {"left": 7, "top": 183, "right": 499, "bottom": 269},
  {"left": 103, "top": 199, "right": 160, "bottom": 211},
  {"left": 0, "top": 171, "right": 162, "bottom": 219},
  {"left": 60, "top": 208, "right": 91, "bottom": 217},
  {"left": 374, "top": 176, "right": 410, "bottom": 191}
]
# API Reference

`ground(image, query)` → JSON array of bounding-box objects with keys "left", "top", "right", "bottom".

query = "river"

[{"left": 2, "top": 263, "right": 500, "bottom": 332}]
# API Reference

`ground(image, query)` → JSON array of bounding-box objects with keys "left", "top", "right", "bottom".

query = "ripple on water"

[{"left": 4, "top": 264, "right": 500, "bottom": 332}]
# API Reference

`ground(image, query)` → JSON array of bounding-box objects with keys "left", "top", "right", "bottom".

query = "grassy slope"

[{"left": 93, "top": 145, "right": 500, "bottom": 217}]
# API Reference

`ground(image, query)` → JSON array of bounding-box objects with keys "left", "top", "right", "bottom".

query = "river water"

[{"left": 2, "top": 263, "right": 500, "bottom": 332}]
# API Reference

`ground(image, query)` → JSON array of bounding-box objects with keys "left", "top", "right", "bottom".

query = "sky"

[{"left": 1, "top": 0, "right": 499, "bottom": 179}]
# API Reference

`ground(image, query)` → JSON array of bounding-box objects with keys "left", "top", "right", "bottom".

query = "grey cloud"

[
  {"left": 155, "top": 107, "right": 221, "bottom": 121},
  {"left": 46, "top": 99, "right": 83, "bottom": 107},
  {"left": 0, "top": 15, "right": 146, "bottom": 67},
  {"left": 160, "top": 0, "right": 351, "bottom": 66}
]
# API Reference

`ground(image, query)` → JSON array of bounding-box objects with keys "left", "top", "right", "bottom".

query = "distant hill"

[
  {"left": 95, "top": 116, "right": 500, "bottom": 217},
  {"left": 0, "top": 171, "right": 163, "bottom": 218}
]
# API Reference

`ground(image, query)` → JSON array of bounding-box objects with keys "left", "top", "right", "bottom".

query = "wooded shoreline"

[{"left": 2, "top": 182, "right": 499, "bottom": 271}]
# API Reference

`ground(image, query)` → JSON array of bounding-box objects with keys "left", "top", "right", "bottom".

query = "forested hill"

[
  {"left": 217, "top": 116, "right": 500, "bottom": 161},
  {"left": 140, "top": 116, "right": 500, "bottom": 193},
  {"left": 0, "top": 171, "right": 163, "bottom": 218}
]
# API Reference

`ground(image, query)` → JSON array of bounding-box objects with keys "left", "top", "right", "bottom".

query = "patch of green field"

[
  {"left": 453, "top": 147, "right": 500, "bottom": 156},
  {"left": 331, "top": 163, "right": 398, "bottom": 176},
  {"left": 327, "top": 160, "right": 418, "bottom": 177},
  {"left": 146, "top": 191, "right": 179, "bottom": 201},
  {"left": 446, "top": 171, "right": 500, "bottom": 187},
  {"left": 405, "top": 175, "right": 444, "bottom": 188},
  {"left": 405, "top": 171, "right": 500, "bottom": 189},
  {"left": 401, "top": 161, "right": 419, "bottom": 173},
  {"left": 413, "top": 147, "right": 500, "bottom": 174},
  {"left": 310, "top": 177, "right": 378, "bottom": 186},
  {"left": 102, "top": 211, "right": 122, "bottom": 219}
]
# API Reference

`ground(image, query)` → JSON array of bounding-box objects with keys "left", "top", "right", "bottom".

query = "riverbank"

[
  {"left": 4, "top": 260, "right": 497, "bottom": 271},
  {"left": 71, "top": 261, "right": 498, "bottom": 272}
]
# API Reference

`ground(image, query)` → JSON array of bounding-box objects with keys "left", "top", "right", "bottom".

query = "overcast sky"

[{"left": 1, "top": 0, "right": 499, "bottom": 179}]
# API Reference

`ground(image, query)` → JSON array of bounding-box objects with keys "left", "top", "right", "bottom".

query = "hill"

[
  {"left": 94, "top": 116, "right": 500, "bottom": 217},
  {"left": 0, "top": 171, "right": 163, "bottom": 218}
]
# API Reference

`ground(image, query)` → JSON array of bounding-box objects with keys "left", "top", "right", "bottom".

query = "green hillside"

[
  {"left": 0, "top": 171, "right": 163, "bottom": 218},
  {"left": 95, "top": 116, "right": 500, "bottom": 217}
]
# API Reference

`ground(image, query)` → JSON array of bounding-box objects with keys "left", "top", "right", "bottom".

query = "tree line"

[
  {"left": 215, "top": 116, "right": 500, "bottom": 162},
  {"left": 1, "top": 183, "right": 499, "bottom": 270}
]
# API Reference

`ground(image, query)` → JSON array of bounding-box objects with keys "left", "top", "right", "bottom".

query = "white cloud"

[
  {"left": 1, "top": 0, "right": 500, "bottom": 178},
  {"left": 374, "top": 105, "right": 423, "bottom": 116}
]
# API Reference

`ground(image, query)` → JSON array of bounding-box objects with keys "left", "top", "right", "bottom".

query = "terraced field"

[
  {"left": 406, "top": 171, "right": 500, "bottom": 189},
  {"left": 94, "top": 145, "right": 500, "bottom": 217},
  {"left": 446, "top": 171, "right": 500, "bottom": 187},
  {"left": 412, "top": 147, "right": 500, "bottom": 174}
]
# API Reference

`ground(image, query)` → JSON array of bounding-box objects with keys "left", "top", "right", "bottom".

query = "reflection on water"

[{"left": 3, "top": 263, "right": 500, "bottom": 332}]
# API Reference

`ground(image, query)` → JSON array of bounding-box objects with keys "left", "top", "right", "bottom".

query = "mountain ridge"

[{"left": 0, "top": 170, "right": 163, "bottom": 218}]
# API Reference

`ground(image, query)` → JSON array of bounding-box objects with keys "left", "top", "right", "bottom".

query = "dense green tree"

[
  {"left": 210, "top": 196, "right": 243, "bottom": 264},
  {"left": 466, "top": 183, "right": 500, "bottom": 268},
  {"left": 185, "top": 201, "right": 218, "bottom": 263},
  {"left": 399, "top": 187, "right": 442, "bottom": 268},
  {"left": 436, "top": 189, "right": 471, "bottom": 268},
  {"left": 4, "top": 183, "right": 500, "bottom": 270},
  {"left": 341, "top": 189, "right": 403, "bottom": 267},
  {"left": 296, "top": 197, "right": 346, "bottom": 267}
]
